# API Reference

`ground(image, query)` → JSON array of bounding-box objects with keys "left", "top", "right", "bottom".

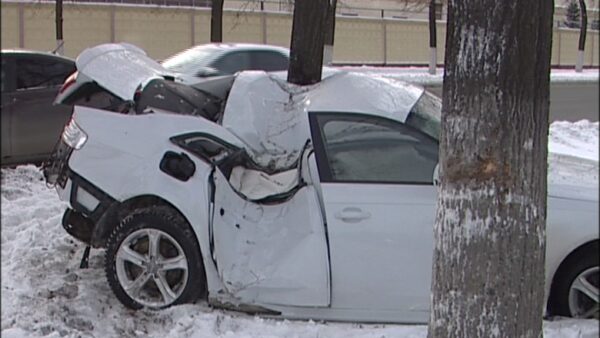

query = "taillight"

[{"left": 59, "top": 71, "right": 78, "bottom": 94}]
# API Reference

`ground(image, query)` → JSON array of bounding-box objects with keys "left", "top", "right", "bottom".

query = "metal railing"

[
  {"left": 49, "top": 0, "right": 600, "bottom": 29},
  {"left": 49, "top": 0, "right": 441, "bottom": 20}
]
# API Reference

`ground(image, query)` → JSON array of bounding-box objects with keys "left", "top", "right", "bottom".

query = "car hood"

[{"left": 75, "top": 43, "right": 199, "bottom": 101}]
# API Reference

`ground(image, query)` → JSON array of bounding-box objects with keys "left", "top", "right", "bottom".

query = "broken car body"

[{"left": 44, "top": 44, "right": 599, "bottom": 323}]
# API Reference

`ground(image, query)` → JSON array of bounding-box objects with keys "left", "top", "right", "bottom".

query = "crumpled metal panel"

[
  {"left": 222, "top": 71, "right": 424, "bottom": 172},
  {"left": 211, "top": 169, "right": 330, "bottom": 307},
  {"left": 76, "top": 43, "right": 174, "bottom": 101}
]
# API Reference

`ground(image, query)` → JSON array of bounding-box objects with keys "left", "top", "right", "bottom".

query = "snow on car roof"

[{"left": 222, "top": 70, "right": 424, "bottom": 170}]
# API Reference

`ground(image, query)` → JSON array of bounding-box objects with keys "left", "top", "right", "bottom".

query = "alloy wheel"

[
  {"left": 568, "top": 266, "right": 599, "bottom": 319},
  {"left": 115, "top": 228, "right": 189, "bottom": 308}
]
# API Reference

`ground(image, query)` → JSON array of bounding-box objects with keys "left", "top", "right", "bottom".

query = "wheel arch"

[{"left": 91, "top": 194, "right": 198, "bottom": 249}]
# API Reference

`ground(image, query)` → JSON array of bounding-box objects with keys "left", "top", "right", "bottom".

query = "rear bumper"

[
  {"left": 43, "top": 142, "right": 117, "bottom": 245},
  {"left": 57, "top": 169, "right": 118, "bottom": 246},
  {"left": 65, "top": 169, "right": 116, "bottom": 222}
]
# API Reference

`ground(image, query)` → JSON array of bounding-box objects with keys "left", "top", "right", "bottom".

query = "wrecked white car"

[{"left": 43, "top": 44, "right": 599, "bottom": 323}]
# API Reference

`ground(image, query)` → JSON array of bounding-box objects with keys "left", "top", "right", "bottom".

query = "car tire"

[
  {"left": 549, "top": 251, "right": 599, "bottom": 319},
  {"left": 104, "top": 206, "right": 206, "bottom": 310}
]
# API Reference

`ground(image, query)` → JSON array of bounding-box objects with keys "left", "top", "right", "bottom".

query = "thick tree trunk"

[
  {"left": 323, "top": 0, "right": 337, "bottom": 66},
  {"left": 428, "top": 0, "right": 553, "bottom": 337},
  {"left": 210, "top": 0, "right": 224, "bottom": 43},
  {"left": 287, "top": 0, "right": 329, "bottom": 85},
  {"left": 428, "top": 0, "right": 437, "bottom": 74},
  {"left": 576, "top": 0, "right": 587, "bottom": 72},
  {"left": 55, "top": 0, "right": 64, "bottom": 55}
]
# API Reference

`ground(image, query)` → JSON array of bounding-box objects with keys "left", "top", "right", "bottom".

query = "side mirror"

[{"left": 433, "top": 164, "right": 440, "bottom": 186}]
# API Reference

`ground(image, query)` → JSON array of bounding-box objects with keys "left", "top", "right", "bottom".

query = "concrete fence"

[{"left": 1, "top": 1, "right": 599, "bottom": 66}]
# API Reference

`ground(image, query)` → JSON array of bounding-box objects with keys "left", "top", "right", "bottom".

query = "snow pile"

[
  {"left": 548, "top": 120, "right": 599, "bottom": 185},
  {"left": 549, "top": 120, "right": 598, "bottom": 161},
  {"left": 1, "top": 120, "right": 599, "bottom": 338}
]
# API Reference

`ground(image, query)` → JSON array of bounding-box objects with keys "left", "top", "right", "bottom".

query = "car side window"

[
  {"left": 211, "top": 52, "right": 251, "bottom": 75},
  {"left": 311, "top": 113, "right": 438, "bottom": 184},
  {"left": 16, "top": 56, "right": 75, "bottom": 90},
  {"left": 250, "top": 51, "right": 289, "bottom": 72}
]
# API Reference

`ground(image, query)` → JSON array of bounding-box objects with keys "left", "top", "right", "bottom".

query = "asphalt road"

[{"left": 548, "top": 83, "right": 599, "bottom": 122}]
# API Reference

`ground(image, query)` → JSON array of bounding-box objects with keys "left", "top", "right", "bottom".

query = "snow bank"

[
  {"left": 548, "top": 120, "right": 599, "bottom": 185},
  {"left": 549, "top": 120, "right": 598, "bottom": 161},
  {"left": 1, "top": 120, "right": 598, "bottom": 338}
]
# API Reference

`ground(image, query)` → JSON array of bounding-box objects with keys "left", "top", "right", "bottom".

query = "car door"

[
  {"left": 309, "top": 112, "right": 438, "bottom": 320},
  {"left": 10, "top": 54, "right": 75, "bottom": 162},
  {"left": 210, "top": 155, "right": 331, "bottom": 307}
]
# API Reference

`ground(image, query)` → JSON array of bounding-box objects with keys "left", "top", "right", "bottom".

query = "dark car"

[
  {"left": 161, "top": 43, "right": 289, "bottom": 77},
  {"left": 1, "top": 50, "right": 76, "bottom": 166}
]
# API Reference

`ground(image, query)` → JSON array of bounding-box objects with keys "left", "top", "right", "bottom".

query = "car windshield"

[
  {"left": 405, "top": 90, "right": 441, "bottom": 141},
  {"left": 162, "top": 46, "right": 221, "bottom": 74}
]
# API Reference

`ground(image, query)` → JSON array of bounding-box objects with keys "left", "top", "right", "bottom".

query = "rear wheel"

[
  {"left": 104, "top": 206, "right": 206, "bottom": 309},
  {"left": 550, "top": 253, "right": 599, "bottom": 319}
]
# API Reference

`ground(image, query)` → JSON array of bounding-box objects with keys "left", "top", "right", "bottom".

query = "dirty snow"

[{"left": 1, "top": 120, "right": 599, "bottom": 338}]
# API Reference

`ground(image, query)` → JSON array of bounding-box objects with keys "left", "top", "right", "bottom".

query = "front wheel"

[{"left": 104, "top": 206, "right": 206, "bottom": 309}]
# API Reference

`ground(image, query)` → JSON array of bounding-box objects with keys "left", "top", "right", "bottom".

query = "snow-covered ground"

[{"left": 1, "top": 120, "right": 598, "bottom": 338}]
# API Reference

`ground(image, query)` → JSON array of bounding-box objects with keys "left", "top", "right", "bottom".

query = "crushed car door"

[{"left": 211, "top": 163, "right": 331, "bottom": 307}]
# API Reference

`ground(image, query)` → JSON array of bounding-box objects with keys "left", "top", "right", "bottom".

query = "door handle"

[{"left": 334, "top": 207, "right": 371, "bottom": 223}]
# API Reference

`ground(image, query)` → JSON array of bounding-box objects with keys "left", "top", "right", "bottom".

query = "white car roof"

[
  {"left": 186, "top": 43, "right": 289, "bottom": 55},
  {"left": 222, "top": 70, "right": 424, "bottom": 170}
]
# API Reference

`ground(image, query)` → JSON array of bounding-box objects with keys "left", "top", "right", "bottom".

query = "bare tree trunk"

[
  {"left": 576, "top": 0, "right": 587, "bottom": 72},
  {"left": 428, "top": 0, "right": 437, "bottom": 74},
  {"left": 287, "top": 0, "right": 329, "bottom": 85},
  {"left": 55, "top": 0, "right": 64, "bottom": 55},
  {"left": 428, "top": 0, "right": 553, "bottom": 337},
  {"left": 211, "top": 0, "right": 224, "bottom": 43},
  {"left": 323, "top": 0, "right": 337, "bottom": 66}
]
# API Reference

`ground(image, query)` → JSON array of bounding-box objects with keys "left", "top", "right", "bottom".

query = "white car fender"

[{"left": 66, "top": 106, "right": 245, "bottom": 294}]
